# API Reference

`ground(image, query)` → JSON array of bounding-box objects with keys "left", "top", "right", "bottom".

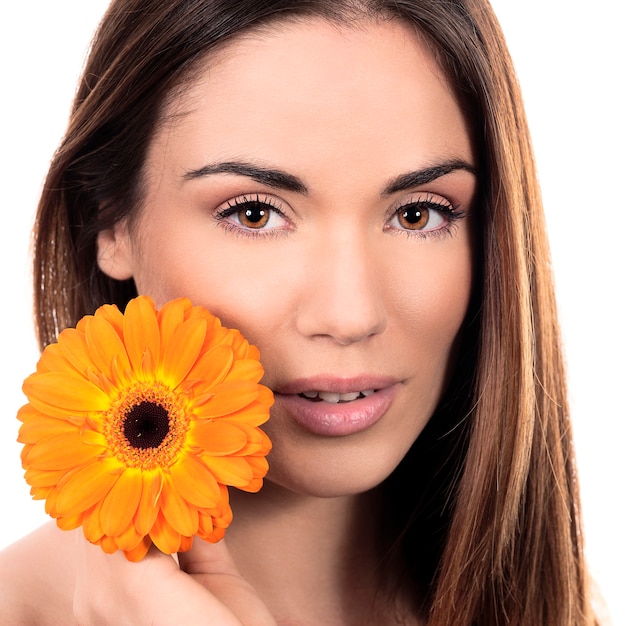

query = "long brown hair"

[{"left": 32, "top": 0, "right": 598, "bottom": 623}]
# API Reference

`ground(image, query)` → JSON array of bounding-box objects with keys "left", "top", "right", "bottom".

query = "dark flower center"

[{"left": 123, "top": 400, "right": 170, "bottom": 449}]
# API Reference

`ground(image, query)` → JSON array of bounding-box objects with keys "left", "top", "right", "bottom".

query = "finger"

[
  {"left": 73, "top": 534, "right": 242, "bottom": 625},
  {"left": 179, "top": 539, "right": 276, "bottom": 626}
]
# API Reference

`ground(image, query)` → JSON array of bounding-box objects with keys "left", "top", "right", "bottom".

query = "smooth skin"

[{"left": 1, "top": 17, "right": 476, "bottom": 625}]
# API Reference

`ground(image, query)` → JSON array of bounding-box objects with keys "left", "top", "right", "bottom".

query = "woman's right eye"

[{"left": 215, "top": 194, "right": 291, "bottom": 236}]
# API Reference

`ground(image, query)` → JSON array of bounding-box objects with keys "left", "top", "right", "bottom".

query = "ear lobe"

[{"left": 96, "top": 221, "right": 134, "bottom": 281}]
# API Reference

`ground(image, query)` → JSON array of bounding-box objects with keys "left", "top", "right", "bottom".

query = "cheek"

[
  {"left": 394, "top": 255, "right": 473, "bottom": 413},
  {"left": 393, "top": 241, "right": 473, "bottom": 351},
  {"left": 129, "top": 228, "right": 289, "bottom": 342}
]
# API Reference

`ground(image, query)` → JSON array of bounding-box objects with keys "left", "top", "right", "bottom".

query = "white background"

[{"left": 1, "top": 2, "right": 623, "bottom": 623}]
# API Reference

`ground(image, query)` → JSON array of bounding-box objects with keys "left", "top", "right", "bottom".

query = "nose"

[{"left": 295, "top": 233, "right": 388, "bottom": 345}]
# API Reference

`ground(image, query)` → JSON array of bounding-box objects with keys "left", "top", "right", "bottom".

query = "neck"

[{"left": 225, "top": 483, "right": 404, "bottom": 625}]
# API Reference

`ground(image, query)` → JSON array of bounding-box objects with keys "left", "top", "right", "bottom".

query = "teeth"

[
  {"left": 301, "top": 391, "right": 319, "bottom": 399},
  {"left": 300, "top": 389, "right": 376, "bottom": 403},
  {"left": 318, "top": 391, "right": 359, "bottom": 403}
]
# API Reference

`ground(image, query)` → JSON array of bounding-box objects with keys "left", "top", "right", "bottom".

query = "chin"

[{"left": 264, "top": 446, "right": 406, "bottom": 499}]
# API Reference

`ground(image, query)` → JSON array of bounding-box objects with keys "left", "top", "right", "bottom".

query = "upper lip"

[{"left": 271, "top": 374, "right": 400, "bottom": 396}]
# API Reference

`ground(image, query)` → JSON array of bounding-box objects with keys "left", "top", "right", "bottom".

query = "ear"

[{"left": 96, "top": 220, "right": 134, "bottom": 281}]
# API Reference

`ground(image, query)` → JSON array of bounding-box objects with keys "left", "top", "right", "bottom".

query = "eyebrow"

[
  {"left": 183, "top": 161, "right": 308, "bottom": 194},
  {"left": 382, "top": 160, "right": 476, "bottom": 196},
  {"left": 183, "top": 158, "right": 476, "bottom": 196}
]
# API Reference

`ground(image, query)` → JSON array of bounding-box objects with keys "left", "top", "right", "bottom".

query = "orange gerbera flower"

[{"left": 18, "top": 296, "right": 273, "bottom": 561}]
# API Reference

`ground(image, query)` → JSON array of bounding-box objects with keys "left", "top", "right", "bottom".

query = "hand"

[{"left": 73, "top": 534, "right": 276, "bottom": 625}]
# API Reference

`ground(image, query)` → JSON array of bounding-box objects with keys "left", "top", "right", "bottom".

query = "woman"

[{"left": 0, "top": 0, "right": 600, "bottom": 624}]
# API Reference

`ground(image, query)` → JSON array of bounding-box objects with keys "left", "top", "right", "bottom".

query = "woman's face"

[{"left": 97, "top": 18, "right": 476, "bottom": 497}]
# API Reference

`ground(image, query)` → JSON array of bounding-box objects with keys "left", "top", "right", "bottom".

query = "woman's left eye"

[{"left": 387, "top": 196, "right": 458, "bottom": 235}]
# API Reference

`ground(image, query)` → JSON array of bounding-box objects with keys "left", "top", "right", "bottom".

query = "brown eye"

[
  {"left": 218, "top": 194, "right": 291, "bottom": 236},
  {"left": 237, "top": 201, "right": 270, "bottom": 229},
  {"left": 397, "top": 204, "right": 431, "bottom": 230},
  {"left": 386, "top": 198, "right": 452, "bottom": 236}
]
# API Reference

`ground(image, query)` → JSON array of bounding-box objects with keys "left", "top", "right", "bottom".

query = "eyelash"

[
  {"left": 384, "top": 194, "right": 465, "bottom": 240},
  {"left": 214, "top": 193, "right": 464, "bottom": 240},
  {"left": 215, "top": 194, "right": 292, "bottom": 239}
]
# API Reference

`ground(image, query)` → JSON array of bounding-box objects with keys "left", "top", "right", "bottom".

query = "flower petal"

[
  {"left": 179, "top": 535, "right": 194, "bottom": 553},
  {"left": 113, "top": 522, "right": 146, "bottom": 552},
  {"left": 56, "top": 328, "right": 92, "bottom": 377},
  {"left": 170, "top": 455, "right": 221, "bottom": 509},
  {"left": 186, "top": 344, "right": 233, "bottom": 389},
  {"left": 25, "top": 431, "right": 105, "bottom": 471},
  {"left": 55, "top": 459, "right": 120, "bottom": 517},
  {"left": 161, "top": 317, "right": 207, "bottom": 388},
  {"left": 222, "top": 359, "right": 264, "bottom": 384},
  {"left": 56, "top": 514, "right": 83, "bottom": 531},
  {"left": 123, "top": 296, "right": 160, "bottom": 377},
  {"left": 188, "top": 420, "right": 248, "bottom": 456},
  {"left": 150, "top": 512, "right": 182, "bottom": 554},
  {"left": 124, "top": 536, "right": 152, "bottom": 562},
  {"left": 200, "top": 456, "right": 253, "bottom": 488},
  {"left": 197, "top": 512, "right": 214, "bottom": 539},
  {"left": 44, "top": 487, "right": 60, "bottom": 515},
  {"left": 157, "top": 298, "right": 189, "bottom": 350},
  {"left": 229, "top": 330, "right": 253, "bottom": 360},
  {"left": 24, "top": 467, "right": 67, "bottom": 488},
  {"left": 134, "top": 471, "right": 163, "bottom": 536},
  {"left": 238, "top": 456, "right": 270, "bottom": 493},
  {"left": 96, "top": 304, "right": 125, "bottom": 339},
  {"left": 229, "top": 423, "right": 272, "bottom": 456},
  {"left": 100, "top": 469, "right": 143, "bottom": 537},
  {"left": 82, "top": 500, "right": 105, "bottom": 543},
  {"left": 37, "top": 342, "right": 81, "bottom": 376},
  {"left": 100, "top": 536, "right": 118, "bottom": 554},
  {"left": 214, "top": 386, "right": 274, "bottom": 426},
  {"left": 195, "top": 380, "right": 260, "bottom": 417},
  {"left": 240, "top": 477, "right": 264, "bottom": 493},
  {"left": 18, "top": 412, "right": 76, "bottom": 444},
  {"left": 84, "top": 314, "right": 132, "bottom": 385},
  {"left": 23, "top": 371, "right": 111, "bottom": 414},
  {"left": 160, "top": 475, "right": 199, "bottom": 536}
]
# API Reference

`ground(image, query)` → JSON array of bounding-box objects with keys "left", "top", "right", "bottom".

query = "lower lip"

[{"left": 274, "top": 385, "right": 397, "bottom": 437}]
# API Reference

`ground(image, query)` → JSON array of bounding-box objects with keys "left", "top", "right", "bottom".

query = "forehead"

[
  {"left": 173, "top": 17, "right": 453, "bottom": 111},
  {"left": 151, "top": 17, "right": 474, "bottom": 184}
]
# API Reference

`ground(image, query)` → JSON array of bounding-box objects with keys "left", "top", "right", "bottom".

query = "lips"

[{"left": 272, "top": 376, "right": 399, "bottom": 437}]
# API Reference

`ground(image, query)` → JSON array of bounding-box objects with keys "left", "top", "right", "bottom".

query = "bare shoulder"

[{"left": 0, "top": 522, "right": 79, "bottom": 625}]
